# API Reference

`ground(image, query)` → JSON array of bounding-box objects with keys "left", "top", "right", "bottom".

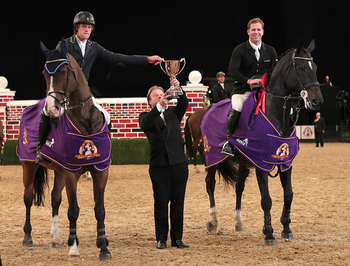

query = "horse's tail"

[
  {"left": 33, "top": 165, "right": 48, "bottom": 206},
  {"left": 216, "top": 159, "right": 240, "bottom": 186},
  {"left": 184, "top": 114, "right": 195, "bottom": 159}
]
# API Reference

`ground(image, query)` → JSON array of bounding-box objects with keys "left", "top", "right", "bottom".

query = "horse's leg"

[
  {"left": 50, "top": 170, "right": 65, "bottom": 247},
  {"left": 22, "top": 163, "right": 36, "bottom": 246},
  {"left": 279, "top": 167, "right": 294, "bottom": 241},
  {"left": 192, "top": 139, "right": 200, "bottom": 173},
  {"left": 256, "top": 168, "right": 275, "bottom": 246},
  {"left": 205, "top": 166, "right": 218, "bottom": 233},
  {"left": 64, "top": 171, "right": 81, "bottom": 257},
  {"left": 91, "top": 169, "right": 111, "bottom": 261},
  {"left": 234, "top": 164, "right": 249, "bottom": 231}
]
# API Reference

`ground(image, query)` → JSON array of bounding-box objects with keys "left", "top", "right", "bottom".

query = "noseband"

[{"left": 45, "top": 57, "right": 91, "bottom": 111}]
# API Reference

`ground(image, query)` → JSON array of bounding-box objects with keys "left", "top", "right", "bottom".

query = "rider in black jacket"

[{"left": 36, "top": 11, "right": 163, "bottom": 161}]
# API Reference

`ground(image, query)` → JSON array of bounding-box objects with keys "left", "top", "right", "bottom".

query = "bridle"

[
  {"left": 266, "top": 49, "right": 320, "bottom": 134},
  {"left": 45, "top": 57, "right": 92, "bottom": 111}
]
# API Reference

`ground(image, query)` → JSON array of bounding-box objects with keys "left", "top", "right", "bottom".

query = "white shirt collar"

[
  {"left": 76, "top": 37, "right": 87, "bottom": 56},
  {"left": 249, "top": 40, "right": 261, "bottom": 51}
]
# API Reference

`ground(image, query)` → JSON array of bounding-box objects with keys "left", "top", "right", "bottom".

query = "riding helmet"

[{"left": 73, "top": 11, "right": 95, "bottom": 26}]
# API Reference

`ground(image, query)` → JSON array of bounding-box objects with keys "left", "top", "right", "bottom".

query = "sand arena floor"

[{"left": 0, "top": 142, "right": 349, "bottom": 265}]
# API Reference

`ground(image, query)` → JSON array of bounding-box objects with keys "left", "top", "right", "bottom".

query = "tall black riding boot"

[
  {"left": 221, "top": 109, "right": 241, "bottom": 156},
  {"left": 36, "top": 110, "right": 51, "bottom": 162}
]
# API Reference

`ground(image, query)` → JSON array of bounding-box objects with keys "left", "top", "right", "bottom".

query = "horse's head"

[
  {"left": 269, "top": 39, "right": 323, "bottom": 112},
  {"left": 281, "top": 39, "right": 323, "bottom": 110},
  {"left": 40, "top": 39, "right": 79, "bottom": 118}
]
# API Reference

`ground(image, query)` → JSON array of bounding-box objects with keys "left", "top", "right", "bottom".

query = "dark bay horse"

[
  {"left": 17, "top": 40, "right": 112, "bottom": 260},
  {"left": 198, "top": 40, "right": 323, "bottom": 245}
]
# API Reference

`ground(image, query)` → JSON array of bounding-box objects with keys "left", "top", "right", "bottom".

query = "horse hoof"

[
  {"left": 264, "top": 239, "right": 276, "bottom": 246},
  {"left": 100, "top": 252, "right": 112, "bottom": 261},
  {"left": 206, "top": 222, "right": 218, "bottom": 233},
  {"left": 235, "top": 225, "right": 244, "bottom": 231},
  {"left": 22, "top": 240, "right": 34, "bottom": 247},
  {"left": 281, "top": 232, "right": 293, "bottom": 240},
  {"left": 52, "top": 242, "right": 64, "bottom": 248}
]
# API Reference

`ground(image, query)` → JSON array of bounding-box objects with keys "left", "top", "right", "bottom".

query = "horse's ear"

[
  {"left": 59, "top": 37, "right": 68, "bottom": 57},
  {"left": 307, "top": 39, "right": 315, "bottom": 53},
  {"left": 40, "top": 40, "right": 50, "bottom": 57},
  {"left": 296, "top": 39, "right": 304, "bottom": 53}
]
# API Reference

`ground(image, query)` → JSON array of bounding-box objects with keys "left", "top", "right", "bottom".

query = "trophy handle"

[
  {"left": 177, "top": 58, "right": 186, "bottom": 76},
  {"left": 159, "top": 59, "right": 167, "bottom": 75}
]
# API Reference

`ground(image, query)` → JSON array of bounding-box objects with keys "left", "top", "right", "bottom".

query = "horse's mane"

[
  {"left": 67, "top": 53, "right": 90, "bottom": 87},
  {"left": 267, "top": 48, "right": 295, "bottom": 76}
]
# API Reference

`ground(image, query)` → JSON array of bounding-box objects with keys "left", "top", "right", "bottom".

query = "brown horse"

[
  {"left": 184, "top": 106, "right": 238, "bottom": 233},
  {"left": 184, "top": 108, "right": 208, "bottom": 173},
  {"left": 17, "top": 40, "right": 112, "bottom": 260}
]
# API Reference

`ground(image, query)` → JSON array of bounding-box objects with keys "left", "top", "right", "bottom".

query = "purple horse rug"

[
  {"left": 201, "top": 91, "right": 299, "bottom": 172},
  {"left": 17, "top": 98, "right": 111, "bottom": 172}
]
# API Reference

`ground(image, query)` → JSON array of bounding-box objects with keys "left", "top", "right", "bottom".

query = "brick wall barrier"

[{"left": 2, "top": 84, "right": 208, "bottom": 142}]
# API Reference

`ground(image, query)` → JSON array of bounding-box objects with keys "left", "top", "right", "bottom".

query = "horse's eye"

[
  {"left": 61, "top": 71, "right": 67, "bottom": 75},
  {"left": 298, "top": 67, "right": 306, "bottom": 72}
]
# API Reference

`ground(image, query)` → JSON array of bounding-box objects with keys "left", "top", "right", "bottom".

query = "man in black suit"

[
  {"left": 313, "top": 112, "right": 326, "bottom": 147},
  {"left": 211, "top": 71, "right": 230, "bottom": 104},
  {"left": 139, "top": 77, "right": 189, "bottom": 249},
  {"left": 222, "top": 17, "right": 277, "bottom": 156}
]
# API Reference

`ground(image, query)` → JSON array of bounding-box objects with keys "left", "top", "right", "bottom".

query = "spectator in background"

[
  {"left": 313, "top": 112, "right": 325, "bottom": 147},
  {"left": 321, "top": 75, "right": 333, "bottom": 86},
  {"left": 211, "top": 71, "right": 230, "bottom": 104}
]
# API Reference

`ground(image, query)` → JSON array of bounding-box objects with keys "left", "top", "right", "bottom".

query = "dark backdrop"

[{"left": 1, "top": 1, "right": 348, "bottom": 103}]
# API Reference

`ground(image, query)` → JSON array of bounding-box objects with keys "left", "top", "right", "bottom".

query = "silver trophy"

[{"left": 159, "top": 58, "right": 186, "bottom": 99}]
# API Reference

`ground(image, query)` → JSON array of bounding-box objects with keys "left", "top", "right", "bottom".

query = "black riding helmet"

[{"left": 73, "top": 11, "right": 95, "bottom": 33}]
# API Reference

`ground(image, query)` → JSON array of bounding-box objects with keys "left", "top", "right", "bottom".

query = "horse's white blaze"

[
  {"left": 308, "top": 61, "right": 313, "bottom": 70},
  {"left": 46, "top": 76, "right": 63, "bottom": 118},
  {"left": 68, "top": 239, "right": 80, "bottom": 257},
  {"left": 50, "top": 215, "right": 62, "bottom": 244}
]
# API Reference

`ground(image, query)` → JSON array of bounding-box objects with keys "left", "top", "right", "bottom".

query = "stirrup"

[{"left": 221, "top": 141, "right": 235, "bottom": 156}]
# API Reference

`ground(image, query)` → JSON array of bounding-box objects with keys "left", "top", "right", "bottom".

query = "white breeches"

[
  {"left": 92, "top": 97, "right": 111, "bottom": 125},
  {"left": 231, "top": 91, "right": 251, "bottom": 112}
]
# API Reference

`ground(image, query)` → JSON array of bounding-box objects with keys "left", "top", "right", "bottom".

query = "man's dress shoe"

[
  {"left": 156, "top": 240, "right": 167, "bottom": 249},
  {"left": 171, "top": 240, "right": 189, "bottom": 248}
]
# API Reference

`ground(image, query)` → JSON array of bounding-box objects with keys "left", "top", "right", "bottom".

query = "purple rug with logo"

[
  {"left": 201, "top": 91, "right": 299, "bottom": 172},
  {"left": 17, "top": 98, "right": 111, "bottom": 172}
]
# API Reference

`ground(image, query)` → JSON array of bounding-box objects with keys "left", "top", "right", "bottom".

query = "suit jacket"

[
  {"left": 57, "top": 35, "right": 148, "bottom": 82},
  {"left": 313, "top": 117, "right": 325, "bottom": 132},
  {"left": 228, "top": 41, "right": 277, "bottom": 94},
  {"left": 139, "top": 92, "right": 188, "bottom": 166},
  {"left": 211, "top": 82, "right": 229, "bottom": 103}
]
